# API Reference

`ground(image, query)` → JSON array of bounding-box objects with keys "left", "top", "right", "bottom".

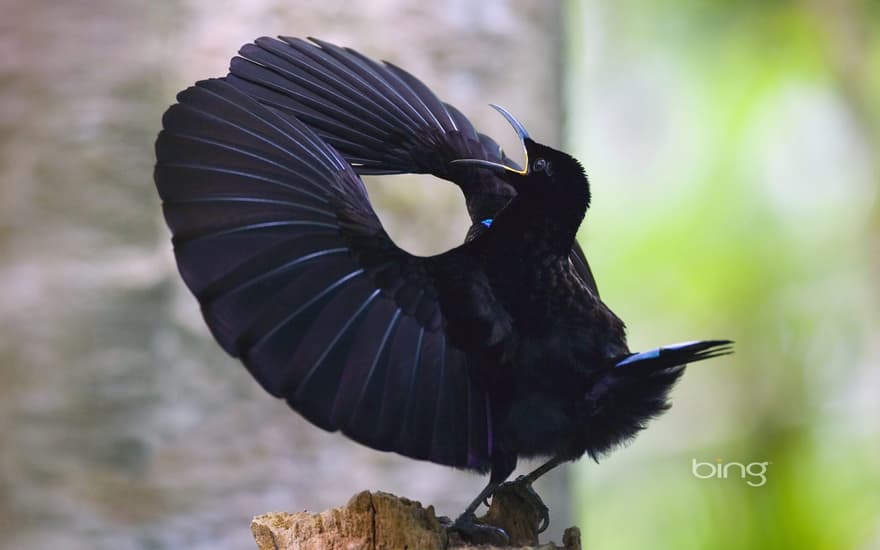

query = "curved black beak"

[{"left": 450, "top": 104, "right": 530, "bottom": 175}]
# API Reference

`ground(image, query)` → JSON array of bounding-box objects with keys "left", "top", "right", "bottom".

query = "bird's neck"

[
  {"left": 528, "top": 207, "right": 585, "bottom": 256},
  {"left": 495, "top": 189, "right": 588, "bottom": 258}
]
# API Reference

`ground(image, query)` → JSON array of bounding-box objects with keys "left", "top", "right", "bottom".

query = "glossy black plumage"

[
  {"left": 154, "top": 37, "right": 732, "bottom": 536},
  {"left": 224, "top": 36, "right": 599, "bottom": 293},
  {"left": 156, "top": 79, "right": 496, "bottom": 469}
]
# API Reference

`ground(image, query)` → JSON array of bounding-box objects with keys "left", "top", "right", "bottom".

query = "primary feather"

[
  {"left": 225, "top": 36, "right": 600, "bottom": 294},
  {"left": 156, "top": 79, "right": 494, "bottom": 469}
]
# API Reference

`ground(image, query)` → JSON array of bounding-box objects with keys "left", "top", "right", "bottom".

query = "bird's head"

[{"left": 451, "top": 104, "right": 589, "bottom": 207}]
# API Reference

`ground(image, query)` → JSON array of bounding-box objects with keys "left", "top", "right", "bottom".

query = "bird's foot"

[
  {"left": 494, "top": 475, "right": 550, "bottom": 533},
  {"left": 447, "top": 512, "right": 510, "bottom": 546}
]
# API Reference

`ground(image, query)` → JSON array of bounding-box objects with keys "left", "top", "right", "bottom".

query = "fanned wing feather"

[
  {"left": 227, "top": 36, "right": 511, "bottom": 190},
  {"left": 225, "top": 35, "right": 600, "bottom": 295},
  {"left": 155, "top": 79, "right": 493, "bottom": 470}
]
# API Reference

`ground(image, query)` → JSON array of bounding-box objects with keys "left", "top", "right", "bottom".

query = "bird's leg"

[
  {"left": 450, "top": 479, "right": 509, "bottom": 545},
  {"left": 462, "top": 479, "right": 501, "bottom": 518},
  {"left": 494, "top": 455, "right": 566, "bottom": 533},
  {"left": 521, "top": 454, "right": 566, "bottom": 484}
]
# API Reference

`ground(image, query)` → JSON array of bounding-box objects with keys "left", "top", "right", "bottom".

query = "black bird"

[
  {"left": 154, "top": 37, "right": 732, "bottom": 541},
  {"left": 221, "top": 36, "right": 599, "bottom": 293}
]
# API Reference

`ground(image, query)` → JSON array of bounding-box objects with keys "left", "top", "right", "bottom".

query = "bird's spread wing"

[
  {"left": 224, "top": 36, "right": 600, "bottom": 296},
  {"left": 226, "top": 37, "right": 516, "bottom": 190},
  {"left": 154, "top": 79, "right": 501, "bottom": 471}
]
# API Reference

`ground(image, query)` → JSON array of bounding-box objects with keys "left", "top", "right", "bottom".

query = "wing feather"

[
  {"left": 155, "top": 78, "right": 496, "bottom": 470},
  {"left": 225, "top": 36, "right": 600, "bottom": 295}
]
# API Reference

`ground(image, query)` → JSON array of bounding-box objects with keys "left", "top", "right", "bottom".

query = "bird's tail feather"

[
  {"left": 614, "top": 340, "right": 733, "bottom": 370},
  {"left": 581, "top": 339, "right": 731, "bottom": 459}
]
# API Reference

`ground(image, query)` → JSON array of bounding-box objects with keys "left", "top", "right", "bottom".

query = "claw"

[
  {"left": 449, "top": 512, "right": 510, "bottom": 546},
  {"left": 537, "top": 509, "right": 550, "bottom": 534},
  {"left": 498, "top": 475, "right": 550, "bottom": 533}
]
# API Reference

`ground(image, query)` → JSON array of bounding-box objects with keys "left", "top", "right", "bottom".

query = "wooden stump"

[{"left": 251, "top": 491, "right": 582, "bottom": 550}]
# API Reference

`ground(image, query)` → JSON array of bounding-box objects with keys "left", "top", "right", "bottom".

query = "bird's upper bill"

[{"left": 451, "top": 104, "right": 531, "bottom": 175}]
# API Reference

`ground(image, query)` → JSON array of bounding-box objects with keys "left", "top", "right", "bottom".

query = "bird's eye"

[{"left": 532, "top": 158, "right": 550, "bottom": 174}]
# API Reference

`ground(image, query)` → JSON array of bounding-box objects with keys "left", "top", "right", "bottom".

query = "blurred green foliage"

[{"left": 566, "top": 1, "right": 879, "bottom": 548}]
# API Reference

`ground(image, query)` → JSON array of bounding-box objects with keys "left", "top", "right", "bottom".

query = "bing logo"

[{"left": 692, "top": 458, "right": 769, "bottom": 487}]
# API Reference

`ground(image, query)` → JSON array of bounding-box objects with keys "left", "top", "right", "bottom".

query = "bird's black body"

[{"left": 154, "top": 36, "right": 731, "bottom": 537}]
